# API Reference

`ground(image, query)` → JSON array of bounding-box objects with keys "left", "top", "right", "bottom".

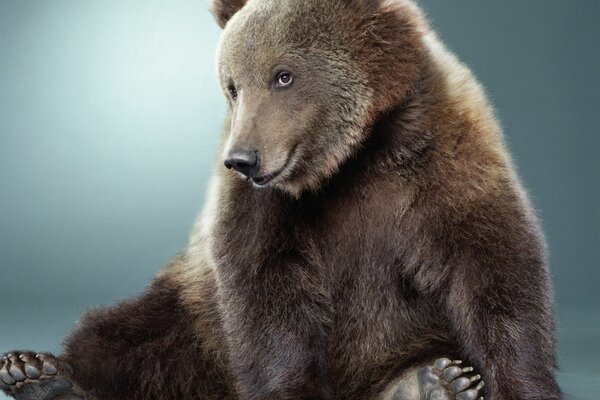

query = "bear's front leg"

[
  {"left": 418, "top": 207, "right": 562, "bottom": 400},
  {"left": 0, "top": 352, "right": 83, "bottom": 400}
]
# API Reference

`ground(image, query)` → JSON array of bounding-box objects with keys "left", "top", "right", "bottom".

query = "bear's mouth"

[
  {"left": 251, "top": 171, "right": 281, "bottom": 186},
  {"left": 251, "top": 146, "right": 297, "bottom": 187}
]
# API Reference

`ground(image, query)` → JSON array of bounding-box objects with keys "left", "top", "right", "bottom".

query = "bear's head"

[{"left": 212, "top": 0, "right": 426, "bottom": 196}]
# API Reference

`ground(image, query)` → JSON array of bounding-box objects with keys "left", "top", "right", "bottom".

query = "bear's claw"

[
  {"left": 0, "top": 352, "right": 82, "bottom": 400},
  {"left": 418, "top": 358, "right": 484, "bottom": 400}
]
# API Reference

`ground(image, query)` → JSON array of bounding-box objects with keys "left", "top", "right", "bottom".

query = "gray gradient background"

[{"left": 0, "top": 1, "right": 598, "bottom": 399}]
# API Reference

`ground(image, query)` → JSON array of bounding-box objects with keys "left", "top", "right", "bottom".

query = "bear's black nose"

[{"left": 224, "top": 149, "right": 260, "bottom": 178}]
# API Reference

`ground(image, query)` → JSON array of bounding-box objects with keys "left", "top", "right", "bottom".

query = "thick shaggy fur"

[{"left": 6, "top": 1, "right": 561, "bottom": 399}]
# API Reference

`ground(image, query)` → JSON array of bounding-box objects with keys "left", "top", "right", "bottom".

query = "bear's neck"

[{"left": 337, "top": 59, "right": 443, "bottom": 187}]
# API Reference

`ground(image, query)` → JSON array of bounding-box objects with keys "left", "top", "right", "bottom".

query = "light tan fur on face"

[{"left": 215, "top": 0, "right": 399, "bottom": 197}]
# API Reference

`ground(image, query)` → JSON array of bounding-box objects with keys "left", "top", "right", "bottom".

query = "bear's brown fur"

[{"left": 1, "top": 1, "right": 561, "bottom": 399}]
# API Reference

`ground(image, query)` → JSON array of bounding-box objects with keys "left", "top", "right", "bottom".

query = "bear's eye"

[
  {"left": 276, "top": 71, "right": 293, "bottom": 88},
  {"left": 227, "top": 85, "right": 238, "bottom": 101}
]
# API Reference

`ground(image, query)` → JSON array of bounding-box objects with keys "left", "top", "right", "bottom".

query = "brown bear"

[{"left": 1, "top": 0, "right": 561, "bottom": 399}]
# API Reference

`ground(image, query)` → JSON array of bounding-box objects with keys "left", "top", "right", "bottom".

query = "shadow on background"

[{"left": 1, "top": 1, "right": 598, "bottom": 399}]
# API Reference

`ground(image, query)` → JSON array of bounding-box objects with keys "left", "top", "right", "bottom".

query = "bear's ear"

[{"left": 210, "top": 0, "right": 247, "bottom": 29}]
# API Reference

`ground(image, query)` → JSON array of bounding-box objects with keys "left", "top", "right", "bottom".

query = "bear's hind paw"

[
  {"left": 0, "top": 352, "right": 81, "bottom": 400},
  {"left": 418, "top": 358, "right": 485, "bottom": 400}
]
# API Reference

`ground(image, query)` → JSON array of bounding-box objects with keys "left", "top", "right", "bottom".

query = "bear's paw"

[
  {"left": 417, "top": 358, "right": 485, "bottom": 400},
  {"left": 0, "top": 352, "right": 82, "bottom": 400}
]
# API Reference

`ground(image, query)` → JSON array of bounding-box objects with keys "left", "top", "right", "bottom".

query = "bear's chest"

[{"left": 209, "top": 178, "right": 443, "bottom": 393}]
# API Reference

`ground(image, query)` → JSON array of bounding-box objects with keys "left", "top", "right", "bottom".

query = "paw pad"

[
  {"left": 0, "top": 351, "right": 76, "bottom": 400},
  {"left": 433, "top": 358, "right": 484, "bottom": 400},
  {"left": 418, "top": 358, "right": 485, "bottom": 400}
]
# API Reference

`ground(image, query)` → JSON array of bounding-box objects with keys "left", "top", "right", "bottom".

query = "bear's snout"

[{"left": 224, "top": 149, "right": 260, "bottom": 179}]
